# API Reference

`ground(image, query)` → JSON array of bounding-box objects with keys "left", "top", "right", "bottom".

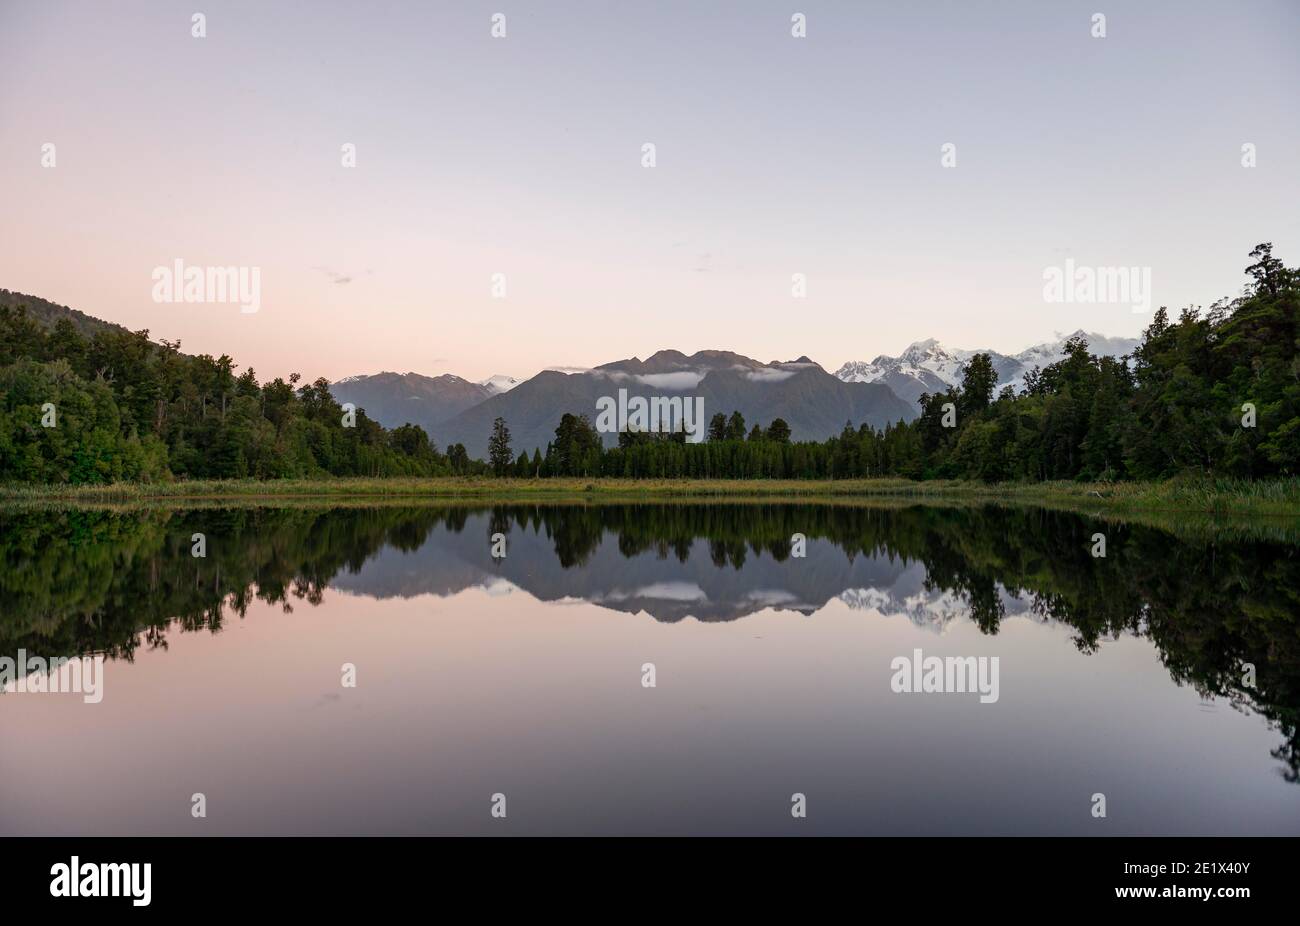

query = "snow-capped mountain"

[
  {"left": 1008, "top": 332, "right": 1141, "bottom": 388},
  {"left": 479, "top": 374, "right": 521, "bottom": 395},
  {"left": 835, "top": 339, "right": 1022, "bottom": 405},
  {"left": 834, "top": 330, "right": 1139, "bottom": 405}
]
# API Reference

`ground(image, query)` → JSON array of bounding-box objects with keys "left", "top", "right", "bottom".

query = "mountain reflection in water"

[{"left": 1, "top": 502, "right": 1297, "bottom": 834}]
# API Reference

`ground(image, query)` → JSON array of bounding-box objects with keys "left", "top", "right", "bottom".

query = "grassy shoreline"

[{"left": 3, "top": 476, "right": 1299, "bottom": 517}]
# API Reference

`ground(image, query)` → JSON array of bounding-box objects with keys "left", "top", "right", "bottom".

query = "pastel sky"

[{"left": 2, "top": 0, "right": 1297, "bottom": 384}]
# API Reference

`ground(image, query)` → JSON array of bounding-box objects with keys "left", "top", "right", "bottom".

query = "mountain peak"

[
  {"left": 598, "top": 349, "right": 770, "bottom": 376},
  {"left": 836, "top": 331, "right": 1141, "bottom": 405},
  {"left": 905, "top": 337, "right": 942, "bottom": 352},
  {"left": 479, "top": 374, "right": 520, "bottom": 395},
  {"left": 899, "top": 337, "right": 955, "bottom": 360}
]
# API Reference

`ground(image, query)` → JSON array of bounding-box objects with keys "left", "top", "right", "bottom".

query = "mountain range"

[
  {"left": 334, "top": 332, "right": 1140, "bottom": 456},
  {"left": 336, "top": 350, "right": 917, "bottom": 458},
  {"left": 833, "top": 330, "right": 1140, "bottom": 405},
  {"left": 2, "top": 289, "right": 1140, "bottom": 461}
]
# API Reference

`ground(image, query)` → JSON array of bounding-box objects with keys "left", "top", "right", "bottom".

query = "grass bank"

[{"left": 3, "top": 475, "right": 1299, "bottom": 517}]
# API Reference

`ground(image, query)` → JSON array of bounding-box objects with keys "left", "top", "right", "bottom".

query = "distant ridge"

[
  {"left": 329, "top": 371, "right": 500, "bottom": 439},
  {"left": 430, "top": 349, "right": 916, "bottom": 458}
]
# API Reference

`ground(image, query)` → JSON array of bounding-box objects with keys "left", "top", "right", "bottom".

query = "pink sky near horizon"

[{"left": 2, "top": 1, "right": 1297, "bottom": 384}]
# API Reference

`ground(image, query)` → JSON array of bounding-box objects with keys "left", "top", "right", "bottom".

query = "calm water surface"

[{"left": 1, "top": 503, "right": 1297, "bottom": 835}]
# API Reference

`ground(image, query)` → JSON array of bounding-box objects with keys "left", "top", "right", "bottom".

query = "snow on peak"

[
  {"left": 836, "top": 331, "right": 1141, "bottom": 400},
  {"left": 835, "top": 338, "right": 969, "bottom": 389},
  {"left": 901, "top": 337, "right": 944, "bottom": 358},
  {"left": 479, "top": 374, "right": 520, "bottom": 394}
]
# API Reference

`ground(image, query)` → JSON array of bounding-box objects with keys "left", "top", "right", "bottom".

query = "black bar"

[{"left": 5, "top": 836, "right": 1287, "bottom": 912}]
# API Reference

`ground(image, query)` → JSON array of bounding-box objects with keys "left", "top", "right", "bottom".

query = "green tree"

[
  {"left": 487, "top": 417, "right": 513, "bottom": 475},
  {"left": 447, "top": 443, "right": 469, "bottom": 474},
  {"left": 959, "top": 353, "right": 997, "bottom": 416},
  {"left": 707, "top": 412, "right": 728, "bottom": 442}
]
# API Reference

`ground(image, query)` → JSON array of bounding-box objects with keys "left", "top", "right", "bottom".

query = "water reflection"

[{"left": 1, "top": 502, "right": 1298, "bottom": 813}]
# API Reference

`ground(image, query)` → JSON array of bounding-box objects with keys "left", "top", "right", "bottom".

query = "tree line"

[
  {"left": 484, "top": 244, "right": 1299, "bottom": 481},
  {"left": 1, "top": 243, "right": 1295, "bottom": 484},
  {"left": 0, "top": 310, "right": 455, "bottom": 481}
]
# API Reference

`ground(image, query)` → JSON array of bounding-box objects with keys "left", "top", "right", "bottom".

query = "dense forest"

[
  {"left": 1, "top": 243, "right": 1295, "bottom": 484},
  {"left": 0, "top": 301, "right": 454, "bottom": 481}
]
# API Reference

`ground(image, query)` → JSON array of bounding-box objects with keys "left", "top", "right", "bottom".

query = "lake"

[{"left": 1, "top": 501, "right": 1297, "bottom": 835}]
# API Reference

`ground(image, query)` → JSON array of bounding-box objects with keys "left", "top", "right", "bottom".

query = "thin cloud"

[{"left": 313, "top": 266, "right": 354, "bottom": 285}]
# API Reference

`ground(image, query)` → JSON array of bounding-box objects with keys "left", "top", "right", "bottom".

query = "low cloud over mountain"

[{"left": 337, "top": 350, "right": 916, "bottom": 458}]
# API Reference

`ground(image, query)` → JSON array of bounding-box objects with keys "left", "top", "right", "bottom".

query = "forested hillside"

[{"left": 0, "top": 304, "right": 449, "bottom": 481}]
